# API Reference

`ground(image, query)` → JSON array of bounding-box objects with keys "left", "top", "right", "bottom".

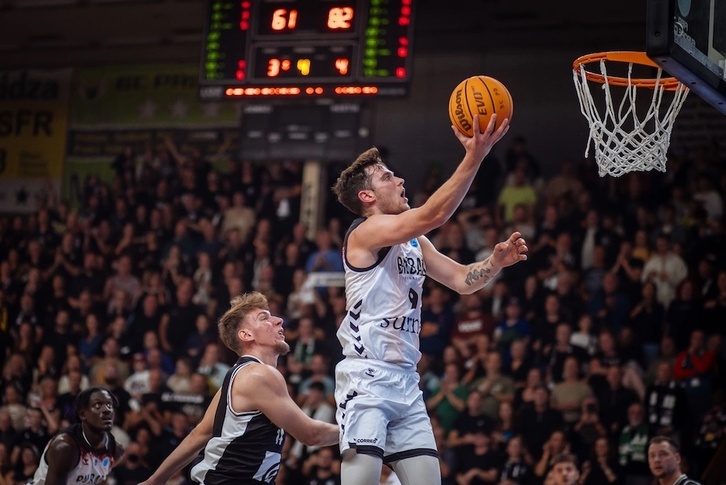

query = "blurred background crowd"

[{"left": 0, "top": 136, "right": 724, "bottom": 485}]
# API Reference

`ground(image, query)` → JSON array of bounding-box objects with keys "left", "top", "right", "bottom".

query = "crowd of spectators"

[{"left": 0, "top": 134, "right": 724, "bottom": 485}]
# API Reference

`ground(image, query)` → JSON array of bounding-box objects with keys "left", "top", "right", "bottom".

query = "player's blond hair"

[{"left": 218, "top": 291, "right": 269, "bottom": 354}]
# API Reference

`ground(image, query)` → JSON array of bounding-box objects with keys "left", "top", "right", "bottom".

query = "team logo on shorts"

[
  {"left": 364, "top": 368, "right": 376, "bottom": 377},
  {"left": 409, "top": 239, "right": 418, "bottom": 247}
]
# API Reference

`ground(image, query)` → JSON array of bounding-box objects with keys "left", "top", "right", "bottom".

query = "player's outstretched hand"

[
  {"left": 452, "top": 114, "right": 510, "bottom": 161},
  {"left": 491, "top": 231, "right": 528, "bottom": 268}
]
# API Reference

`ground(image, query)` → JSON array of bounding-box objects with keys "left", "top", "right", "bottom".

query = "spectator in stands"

[
  {"left": 166, "top": 356, "right": 193, "bottom": 394},
  {"left": 0, "top": 410, "right": 18, "bottom": 461},
  {"left": 518, "top": 385, "right": 566, "bottom": 462},
  {"left": 0, "top": 384, "right": 27, "bottom": 433},
  {"left": 513, "top": 367, "right": 544, "bottom": 409},
  {"left": 593, "top": 329, "right": 621, "bottom": 368},
  {"left": 304, "top": 228, "right": 343, "bottom": 276},
  {"left": 499, "top": 435, "right": 533, "bottom": 485},
  {"left": 673, "top": 328, "right": 715, "bottom": 420},
  {"left": 158, "top": 277, "right": 202, "bottom": 359},
  {"left": 594, "top": 364, "right": 639, "bottom": 437},
  {"left": 57, "top": 354, "right": 89, "bottom": 395},
  {"left": 7, "top": 442, "right": 40, "bottom": 485},
  {"left": 492, "top": 400, "right": 517, "bottom": 449},
  {"left": 642, "top": 235, "right": 688, "bottom": 308},
  {"left": 570, "top": 313, "right": 597, "bottom": 358},
  {"left": 645, "top": 360, "right": 689, "bottom": 441},
  {"left": 587, "top": 272, "right": 631, "bottom": 335},
  {"left": 532, "top": 293, "right": 571, "bottom": 361},
  {"left": 506, "top": 339, "right": 533, "bottom": 388},
  {"left": 127, "top": 294, "right": 164, "bottom": 355},
  {"left": 184, "top": 314, "right": 215, "bottom": 366},
  {"left": 471, "top": 351, "right": 514, "bottom": 421},
  {"left": 547, "top": 323, "right": 588, "bottom": 384},
  {"left": 617, "top": 402, "right": 651, "bottom": 485},
  {"left": 454, "top": 429, "right": 501, "bottom": 485},
  {"left": 569, "top": 396, "right": 607, "bottom": 463},
  {"left": 451, "top": 293, "right": 495, "bottom": 361},
  {"left": 195, "top": 342, "right": 229, "bottom": 394},
  {"left": 420, "top": 285, "right": 456, "bottom": 361},
  {"left": 299, "top": 446, "right": 341, "bottom": 485},
  {"left": 497, "top": 161, "right": 538, "bottom": 227},
  {"left": 113, "top": 440, "right": 152, "bottom": 484},
  {"left": 550, "top": 356, "right": 593, "bottom": 428},
  {"left": 462, "top": 334, "right": 492, "bottom": 385},
  {"left": 701, "top": 269, "right": 726, "bottom": 337},
  {"left": 447, "top": 389, "right": 495, "bottom": 450},
  {"left": 297, "top": 353, "right": 336, "bottom": 406},
  {"left": 426, "top": 362, "right": 468, "bottom": 433},
  {"left": 12, "top": 408, "right": 49, "bottom": 464},
  {"left": 628, "top": 280, "right": 666, "bottom": 363},
  {"left": 579, "top": 435, "right": 621, "bottom": 485},
  {"left": 665, "top": 279, "right": 700, "bottom": 353},
  {"left": 103, "top": 254, "right": 141, "bottom": 314},
  {"left": 533, "top": 430, "right": 570, "bottom": 482},
  {"left": 494, "top": 297, "right": 531, "bottom": 363}
]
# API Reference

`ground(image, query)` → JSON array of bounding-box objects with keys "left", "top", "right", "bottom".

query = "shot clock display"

[{"left": 199, "top": 0, "right": 416, "bottom": 99}]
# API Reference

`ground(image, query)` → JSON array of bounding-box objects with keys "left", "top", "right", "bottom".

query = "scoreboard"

[{"left": 199, "top": 0, "right": 416, "bottom": 100}]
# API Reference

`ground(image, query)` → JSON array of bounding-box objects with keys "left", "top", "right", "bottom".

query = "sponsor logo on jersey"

[
  {"left": 396, "top": 256, "right": 426, "bottom": 276},
  {"left": 379, "top": 316, "right": 421, "bottom": 334}
]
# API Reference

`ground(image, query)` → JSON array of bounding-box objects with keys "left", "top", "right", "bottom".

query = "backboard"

[{"left": 646, "top": 0, "right": 726, "bottom": 115}]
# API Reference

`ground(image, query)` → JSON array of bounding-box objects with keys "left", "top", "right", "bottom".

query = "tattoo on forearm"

[{"left": 464, "top": 259, "right": 492, "bottom": 286}]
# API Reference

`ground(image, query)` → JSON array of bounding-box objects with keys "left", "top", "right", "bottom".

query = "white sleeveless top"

[
  {"left": 29, "top": 424, "right": 116, "bottom": 485},
  {"left": 336, "top": 218, "right": 426, "bottom": 370}
]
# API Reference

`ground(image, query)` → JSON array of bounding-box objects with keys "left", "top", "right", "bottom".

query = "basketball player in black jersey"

[
  {"left": 29, "top": 387, "right": 125, "bottom": 485},
  {"left": 648, "top": 436, "right": 702, "bottom": 485},
  {"left": 139, "top": 291, "right": 339, "bottom": 485}
]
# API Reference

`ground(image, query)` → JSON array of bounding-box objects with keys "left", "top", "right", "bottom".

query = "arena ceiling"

[{"left": 0, "top": 0, "right": 646, "bottom": 69}]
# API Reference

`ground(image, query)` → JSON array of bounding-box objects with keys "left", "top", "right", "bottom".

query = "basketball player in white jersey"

[
  {"left": 331, "top": 114, "right": 527, "bottom": 485},
  {"left": 29, "top": 387, "right": 124, "bottom": 485},
  {"left": 139, "top": 291, "right": 339, "bottom": 485}
]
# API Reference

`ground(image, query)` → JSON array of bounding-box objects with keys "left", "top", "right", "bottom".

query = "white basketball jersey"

[
  {"left": 29, "top": 425, "right": 116, "bottom": 485},
  {"left": 337, "top": 218, "right": 426, "bottom": 370}
]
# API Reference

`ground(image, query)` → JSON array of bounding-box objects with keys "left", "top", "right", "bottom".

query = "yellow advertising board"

[{"left": 0, "top": 69, "right": 71, "bottom": 213}]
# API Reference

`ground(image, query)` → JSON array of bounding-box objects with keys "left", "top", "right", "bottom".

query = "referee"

[{"left": 648, "top": 436, "right": 702, "bottom": 485}]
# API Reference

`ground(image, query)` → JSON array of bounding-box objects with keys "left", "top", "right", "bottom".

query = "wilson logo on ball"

[{"left": 449, "top": 75, "right": 513, "bottom": 136}]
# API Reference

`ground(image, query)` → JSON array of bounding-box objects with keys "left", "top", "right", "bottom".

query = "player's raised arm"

[
  {"left": 421, "top": 231, "right": 527, "bottom": 294},
  {"left": 334, "top": 114, "right": 509, "bottom": 257}
]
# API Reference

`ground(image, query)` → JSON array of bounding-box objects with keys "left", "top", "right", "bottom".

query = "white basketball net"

[{"left": 573, "top": 59, "right": 689, "bottom": 177}]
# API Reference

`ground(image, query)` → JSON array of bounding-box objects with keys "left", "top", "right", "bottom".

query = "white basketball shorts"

[{"left": 334, "top": 358, "right": 438, "bottom": 463}]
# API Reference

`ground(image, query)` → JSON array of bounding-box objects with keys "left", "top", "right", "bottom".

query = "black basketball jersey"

[{"left": 190, "top": 355, "right": 285, "bottom": 484}]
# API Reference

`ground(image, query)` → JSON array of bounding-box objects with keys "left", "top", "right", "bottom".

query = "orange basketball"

[{"left": 448, "top": 75, "right": 513, "bottom": 136}]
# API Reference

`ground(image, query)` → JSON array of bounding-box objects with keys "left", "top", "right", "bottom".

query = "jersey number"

[{"left": 408, "top": 288, "right": 419, "bottom": 309}]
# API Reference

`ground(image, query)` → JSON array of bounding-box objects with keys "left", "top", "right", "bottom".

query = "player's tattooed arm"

[{"left": 464, "top": 257, "right": 495, "bottom": 287}]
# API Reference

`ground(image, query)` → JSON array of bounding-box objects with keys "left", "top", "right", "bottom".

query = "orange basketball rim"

[{"left": 573, "top": 51, "right": 683, "bottom": 90}]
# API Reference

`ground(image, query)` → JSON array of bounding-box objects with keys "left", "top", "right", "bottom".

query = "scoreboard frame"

[{"left": 199, "top": 0, "right": 416, "bottom": 100}]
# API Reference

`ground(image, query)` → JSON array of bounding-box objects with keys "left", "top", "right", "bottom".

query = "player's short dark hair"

[
  {"left": 649, "top": 435, "right": 680, "bottom": 453},
  {"left": 332, "top": 147, "right": 385, "bottom": 216},
  {"left": 73, "top": 387, "right": 118, "bottom": 422}
]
